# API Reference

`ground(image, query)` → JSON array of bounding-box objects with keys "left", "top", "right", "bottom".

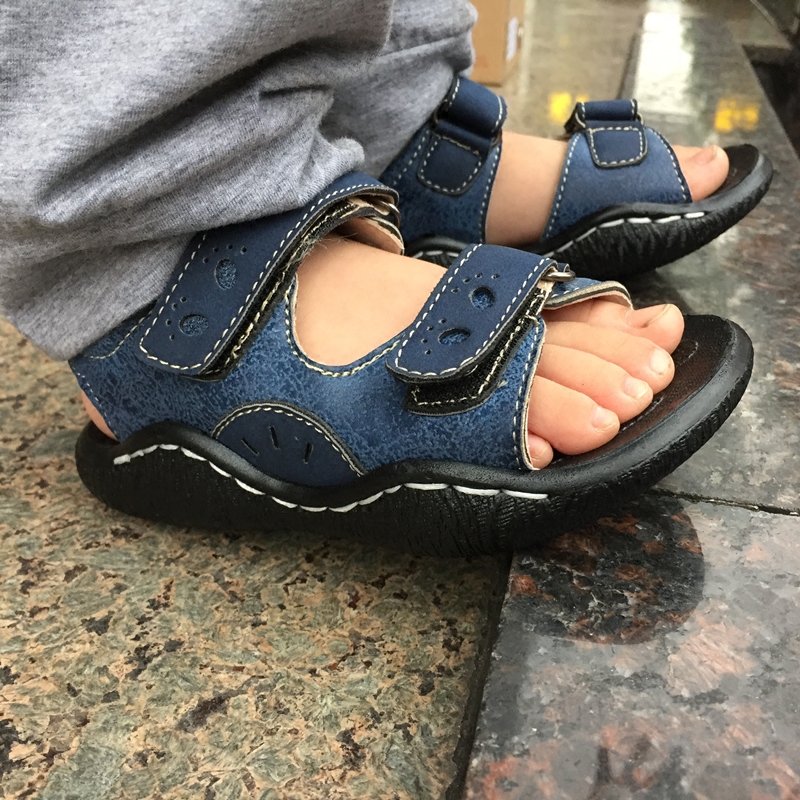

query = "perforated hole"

[
  {"left": 179, "top": 314, "right": 208, "bottom": 337},
  {"left": 215, "top": 258, "right": 236, "bottom": 290},
  {"left": 471, "top": 287, "right": 495, "bottom": 310},
  {"left": 439, "top": 328, "right": 470, "bottom": 345}
]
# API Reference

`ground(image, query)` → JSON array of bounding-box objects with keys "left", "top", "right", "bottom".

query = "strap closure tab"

[
  {"left": 565, "top": 100, "right": 647, "bottom": 169},
  {"left": 389, "top": 245, "right": 571, "bottom": 384}
]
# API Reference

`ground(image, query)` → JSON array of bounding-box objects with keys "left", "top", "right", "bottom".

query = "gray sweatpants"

[{"left": 0, "top": 1, "right": 475, "bottom": 360}]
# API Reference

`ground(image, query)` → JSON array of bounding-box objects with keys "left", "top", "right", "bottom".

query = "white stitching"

[
  {"left": 111, "top": 444, "right": 549, "bottom": 508},
  {"left": 543, "top": 211, "right": 707, "bottom": 255},
  {"left": 585, "top": 125, "right": 646, "bottom": 167},
  {"left": 283, "top": 296, "right": 401, "bottom": 377},
  {"left": 478, "top": 146, "right": 501, "bottom": 242},
  {"left": 393, "top": 247, "right": 549, "bottom": 378},
  {"left": 85, "top": 314, "right": 148, "bottom": 360},
  {"left": 138, "top": 184, "right": 377, "bottom": 372},
  {"left": 409, "top": 299, "right": 543, "bottom": 408},
  {"left": 211, "top": 402, "right": 363, "bottom": 476},
  {"left": 385, "top": 135, "right": 428, "bottom": 187},
  {"left": 491, "top": 93, "right": 505, "bottom": 136},
  {"left": 441, "top": 76, "right": 461, "bottom": 115},
  {"left": 654, "top": 130, "right": 690, "bottom": 202},
  {"left": 418, "top": 135, "right": 484, "bottom": 194},
  {"left": 543, "top": 135, "right": 580, "bottom": 240}
]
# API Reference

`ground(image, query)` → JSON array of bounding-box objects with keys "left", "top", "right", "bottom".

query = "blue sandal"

[
  {"left": 71, "top": 173, "right": 753, "bottom": 556},
  {"left": 380, "top": 77, "right": 773, "bottom": 279}
]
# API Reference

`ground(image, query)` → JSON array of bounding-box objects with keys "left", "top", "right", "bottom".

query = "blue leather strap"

[
  {"left": 417, "top": 76, "right": 507, "bottom": 196},
  {"left": 389, "top": 244, "right": 565, "bottom": 382},
  {"left": 135, "top": 173, "right": 398, "bottom": 377},
  {"left": 542, "top": 102, "right": 690, "bottom": 241},
  {"left": 565, "top": 100, "right": 647, "bottom": 168}
]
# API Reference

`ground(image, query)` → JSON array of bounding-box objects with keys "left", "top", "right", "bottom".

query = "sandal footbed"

[{"left": 75, "top": 316, "right": 752, "bottom": 557}]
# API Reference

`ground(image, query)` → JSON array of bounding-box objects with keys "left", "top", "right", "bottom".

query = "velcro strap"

[
  {"left": 136, "top": 173, "right": 399, "bottom": 377},
  {"left": 417, "top": 76, "right": 507, "bottom": 195},
  {"left": 565, "top": 99, "right": 647, "bottom": 169},
  {"left": 389, "top": 245, "right": 567, "bottom": 383}
]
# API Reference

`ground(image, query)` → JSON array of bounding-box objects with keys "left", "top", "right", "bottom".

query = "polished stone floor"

[
  {"left": 0, "top": 343, "right": 504, "bottom": 795},
  {"left": 2, "top": 1, "right": 799, "bottom": 799},
  {"left": 466, "top": 1, "right": 800, "bottom": 798}
]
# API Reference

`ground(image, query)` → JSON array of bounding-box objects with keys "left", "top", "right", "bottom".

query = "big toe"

[{"left": 673, "top": 144, "right": 729, "bottom": 202}]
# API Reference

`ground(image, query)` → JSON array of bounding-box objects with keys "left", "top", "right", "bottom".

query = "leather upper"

[
  {"left": 71, "top": 173, "right": 632, "bottom": 487},
  {"left": 380, "top": 77, "right": 692, "bottom": 248}
]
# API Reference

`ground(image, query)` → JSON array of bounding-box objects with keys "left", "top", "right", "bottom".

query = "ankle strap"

[{"left": 417, "top": 76, "right": 507, "bottom": 196}]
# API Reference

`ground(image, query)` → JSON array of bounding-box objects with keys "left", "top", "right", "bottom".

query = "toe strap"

[
  {"left": 542, "top": 101, "right": 691, "bottom": 241},
  {"left": 388, "top": 244, "right": 574, "bottom": 415}
]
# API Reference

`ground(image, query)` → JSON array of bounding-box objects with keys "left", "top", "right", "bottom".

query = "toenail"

[
  {"left": 650, "top": 348, "right": 672, "bottom": 376},
  {"left": 592, "top": 405, "right": 617, "bottom": 431},
  {"left": 624, "top": 376, "right": 649, "bottom": 400},
  {"left": 692, "top": 145, "right": 721, "bottom": 166}
]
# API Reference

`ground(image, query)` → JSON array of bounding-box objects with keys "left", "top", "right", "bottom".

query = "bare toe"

[
  {"left": 527, "top": 376, "right": 620, "bottom": 460},
  {"left": 542, "top": 321, "right": 675, "bottom": 394},
  {"left": 543, "top": 299, "right": 684, "bottom": 354},
  {"left": 536, "top": 343, "right": 654, "bottom": 420},
  {"left": 672, "top": 144, "right": 729, "bottom": 201}
]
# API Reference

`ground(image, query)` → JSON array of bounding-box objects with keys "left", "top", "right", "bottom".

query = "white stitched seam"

[
  {"left": 85, "top": 314, "right": 149, "bottom": 360},
  {"left": 211, "top": 403, "right": 363, "bottom": 476},
  {"left": 138, "top": 184, "right": 377, "bottom": 372},
  {"left": 283, "top": 301, "right": 401, "bottom": 377},
  {"left": 543, "top": 135, "right": 580, "bottom": 241},
  {"left": 512, "top": 319, "right": 542, "bottom": 469},
  {"left": 409, "top": 300, "right": 540, "bottom": 408},
  {"left": 491, "top": 93, "right": 505, "bottom": 135},
  {"left": 442, "top": 76, "right": 461, "bottom": 115},
  {"left": 543, "top": 211, "right": 707, "bottom": 255},
  {"left": 654, "top": 130, "right": 690, "bottom": 203},
  {"left": 585, "top": 126, "right": 645, "bottom": 167},
  {"left": 137, "top": 234, "right": 206, "bottom": 366},
  {"left": 386, "top": 135, "right": 428, "bottom": 187},
  {"left": 478, "top": 147, "right": 501, "bottom": 242},
  {"left": 393, "top": 248, "right": 548, "bottom": 378},
  {"left": 419, "top": 135, "right": 484, "bottom": 194},
  {"left": 111, "top": 444, "right": 549, "bottom": 508}
]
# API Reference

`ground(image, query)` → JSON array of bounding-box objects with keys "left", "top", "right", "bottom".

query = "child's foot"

[
  {"left": 486, "top": 131, "right": 730, "bottom": 247},
  {"left": 82, "top": 237, "right": 683, "bottom": 469}
]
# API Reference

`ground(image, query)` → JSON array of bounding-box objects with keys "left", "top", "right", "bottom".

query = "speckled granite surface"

[
  {"left": 466, "top": 496, "right": 800, "bottom": 800},
  {"left": 0, "top": 318, "right": 504, "bottom": 798},
  {"left": 466, "top": 1, "right": 800, "bottom": 797}
]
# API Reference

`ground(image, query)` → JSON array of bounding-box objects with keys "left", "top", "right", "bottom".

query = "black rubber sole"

[
  {"left": 75, "top": 316, "right": 753, "bottom": 557},
  {"left": 408, "top": 145, "right": 773, "bottom": 279}
]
